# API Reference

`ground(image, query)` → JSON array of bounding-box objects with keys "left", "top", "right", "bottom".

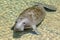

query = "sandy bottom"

[{"left": 0, "top": 0, "right": 60, "bottom": 40}]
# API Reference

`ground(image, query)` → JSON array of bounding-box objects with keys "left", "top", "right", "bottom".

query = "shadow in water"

[{"left": 12, "top": 28, "right": 37, "bottom": 38}]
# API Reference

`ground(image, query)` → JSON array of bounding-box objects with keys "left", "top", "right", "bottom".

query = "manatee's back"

[{"left": 18, "top": 5, "right": 46, "bottom": 25}]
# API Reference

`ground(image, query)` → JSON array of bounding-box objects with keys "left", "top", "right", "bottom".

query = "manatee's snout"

[
  {"left": 13, "top": 18, "right": 29, "bottom": 32},
  {"left": 13, "top": 22, "right": 25, "bottom": 32},
  {"left": 14, "top": 27, "right": 20, "bottom": 32},
  {"left": 13, "top": 24, "right": 21, "bottom": 32}
]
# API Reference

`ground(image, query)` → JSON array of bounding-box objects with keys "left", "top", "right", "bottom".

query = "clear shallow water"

[{"left": 0, "top": 0, "right": 60, "bottom": 40}]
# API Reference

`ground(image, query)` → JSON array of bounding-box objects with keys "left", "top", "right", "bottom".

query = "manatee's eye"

[
  {"left": 23, "top": 22, "right": 25, "bottom": 24},
  {"left": 23, "top": 22, "right": 25, "bottom": 25}
]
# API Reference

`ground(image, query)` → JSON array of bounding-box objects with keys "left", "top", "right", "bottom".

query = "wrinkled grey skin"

[{"left": 11, "top": 3, "right": 56, "bottom": 35}]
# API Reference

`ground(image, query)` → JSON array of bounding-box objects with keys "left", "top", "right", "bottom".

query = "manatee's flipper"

[{"left": 31, "top": 25, "right": 40, "bottom": 35}]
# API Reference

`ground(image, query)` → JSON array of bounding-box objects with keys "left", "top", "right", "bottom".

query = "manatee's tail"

[
  {"left": 43, "top": 4, "right": 57, "bottom": 12},
  {"left": 24, "top": 1, "right": 57, "bottom": 12},
  {"left": 32, "top": 2, "right": 57, "bottom": 12}
]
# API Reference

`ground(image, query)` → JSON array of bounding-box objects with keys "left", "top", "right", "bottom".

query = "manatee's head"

[{"left": 14, "top": 18, "right": 30, "bottom": 31}]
